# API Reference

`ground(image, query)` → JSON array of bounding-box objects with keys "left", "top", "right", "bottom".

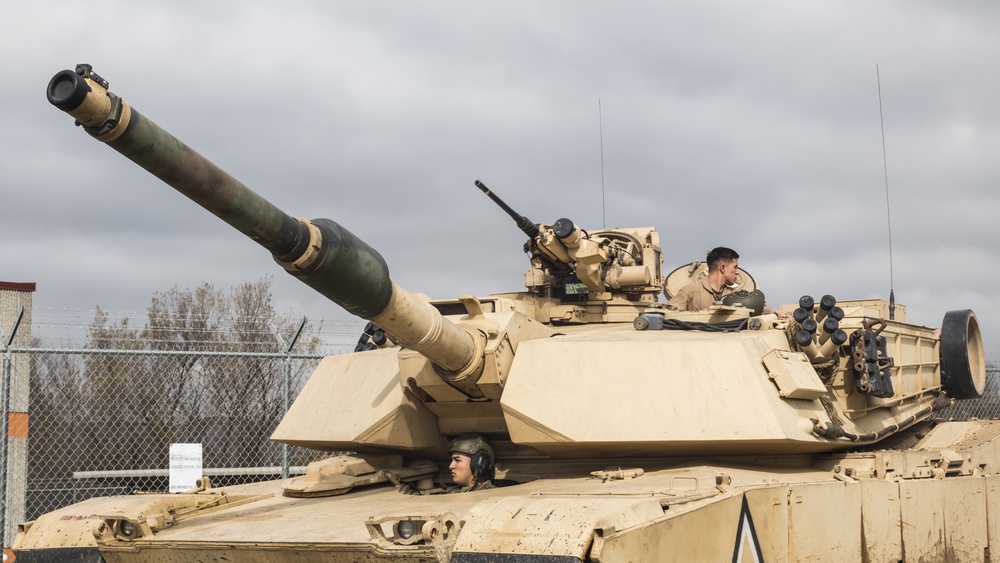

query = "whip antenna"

[
  {"left": 599, "top": 99, "right": 606, "bottom": 229},
  {"left": 877, "top": 64, "right": 896, "bottom": 320}
]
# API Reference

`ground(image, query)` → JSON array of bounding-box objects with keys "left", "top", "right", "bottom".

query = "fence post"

[
  {"left": 282, "top": 355, "right": 291, "bottom": 480},
  {"left": 0, "top": 343, "right": 9, "bottom": 547},
  {"left": 270, "top": 318, "right": 306, "bottom": 480}
]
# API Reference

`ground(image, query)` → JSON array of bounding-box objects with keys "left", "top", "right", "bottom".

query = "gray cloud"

[{"left": 3, "top": 1, "right": 998, "bottom": 359}]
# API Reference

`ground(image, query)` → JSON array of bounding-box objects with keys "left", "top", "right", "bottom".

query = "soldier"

[
  {"left": 448, "top": 434, "right": 495, "bottom": 492},
  {"left": 668, "top": 247, "right": 784, "bottom": 317}
]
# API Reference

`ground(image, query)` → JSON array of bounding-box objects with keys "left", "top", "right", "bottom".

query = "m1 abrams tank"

[{"left": 15, "top": 64, "right": 992, "bottom": 562}]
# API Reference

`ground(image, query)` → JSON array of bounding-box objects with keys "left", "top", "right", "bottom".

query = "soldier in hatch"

[
  {"left": 667, "top": 247, "right": 784, "bottom": 317},
  {"left": 448, "top": 434, "right": 495, "bottom": 492}
]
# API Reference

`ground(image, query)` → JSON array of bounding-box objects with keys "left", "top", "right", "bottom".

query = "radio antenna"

[
  {"left": 877, "top": 64, "right": 896, "bottom": 320},
  {"left": 599, "top": 98, "right": 607, "bottom": 229}
]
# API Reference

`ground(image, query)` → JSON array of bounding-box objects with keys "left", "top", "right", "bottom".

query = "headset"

[
  {"left": 471, "top": 450, "right": 493, "bottom": 482},
  {"left": 722, "top": 289, "right": 766, "bottom": 316},
  {"left": 450, "top": 434, "right": 496, "bottom": 484}
]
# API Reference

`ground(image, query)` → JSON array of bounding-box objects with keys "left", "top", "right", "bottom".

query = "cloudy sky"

[{"left": 3, "top": 1, "right": 998, "bottom": 357}]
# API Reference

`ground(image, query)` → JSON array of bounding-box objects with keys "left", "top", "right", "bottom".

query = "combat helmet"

[{"left": 450, "top": 434, "right": 495, "bottom": 482}]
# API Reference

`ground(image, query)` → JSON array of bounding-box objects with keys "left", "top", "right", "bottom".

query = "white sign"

[{"left": 169, "top": 443, "right": 203, "bottom": 493}]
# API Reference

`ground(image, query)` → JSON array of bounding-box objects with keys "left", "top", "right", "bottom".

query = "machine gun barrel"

[
  {"left": 475, "top": 180, "right": 539, "bottom": 239},
  {"left": 46, "top": 65, "right": 481, "bottom": 376}
]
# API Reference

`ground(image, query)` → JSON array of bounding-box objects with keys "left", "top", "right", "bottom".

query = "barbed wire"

[{"left": 22, "top": 307, "right": 368, "bottom": 355}]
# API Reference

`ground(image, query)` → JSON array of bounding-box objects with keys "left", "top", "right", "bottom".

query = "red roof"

[{"left": 0, "top": 282, "right": 36, "bottom": 293}]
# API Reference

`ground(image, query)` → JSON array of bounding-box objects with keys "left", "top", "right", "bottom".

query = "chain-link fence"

[
  {"left": 0, "top": 303, "right": 366, "bottom": 547},
  {"left": 19, "top": 347, "right": 326, "bottom": 514},
  {"left": 938, "top": 366, "right": 1000, "bottom": 420}
]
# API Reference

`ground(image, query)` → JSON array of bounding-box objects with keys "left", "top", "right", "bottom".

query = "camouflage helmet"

[
  {"left": 449, "top": 434, "right": 494, "bottom": 461},
  {"left": 722, "top": 289, "right": 766, "bottom": 316},
  {"left": 449, "top": 434, "right": 495, "bottom": 482}
]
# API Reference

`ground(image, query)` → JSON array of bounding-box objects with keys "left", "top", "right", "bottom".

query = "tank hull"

[{"left": 14, "top": 419, "right": 1000, "bottom": 562}]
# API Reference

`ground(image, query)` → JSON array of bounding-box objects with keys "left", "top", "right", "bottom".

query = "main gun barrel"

[{"left": 47, "top": 65, "right": 481, "bottom": 376}]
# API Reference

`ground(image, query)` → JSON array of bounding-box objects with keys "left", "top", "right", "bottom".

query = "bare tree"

[
  {"left": 28, "top": 277, "right": 323, "bottom": 507},
  {"left": 27, "top": 339, "right": 85, "bottom": 513}
]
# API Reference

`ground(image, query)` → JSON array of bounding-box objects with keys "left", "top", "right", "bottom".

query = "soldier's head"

[
  {"left": 448, "top": 434, "right": 494, "bottom": 487},
  {"left": 706, "top": 247, "right": 740, "bottom": 285}
]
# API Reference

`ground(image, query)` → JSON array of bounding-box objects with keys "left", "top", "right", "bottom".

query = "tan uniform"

[
  {"left": 666, "top": 278, "right": 735, "bottom": 312},
  {"left": 667, "top": 278, "right": 777, "bottom": 315}
]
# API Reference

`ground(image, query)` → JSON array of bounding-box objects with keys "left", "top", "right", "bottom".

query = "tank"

[{"left": 13, "top": 63, "right": 993, "bottom": 561}]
